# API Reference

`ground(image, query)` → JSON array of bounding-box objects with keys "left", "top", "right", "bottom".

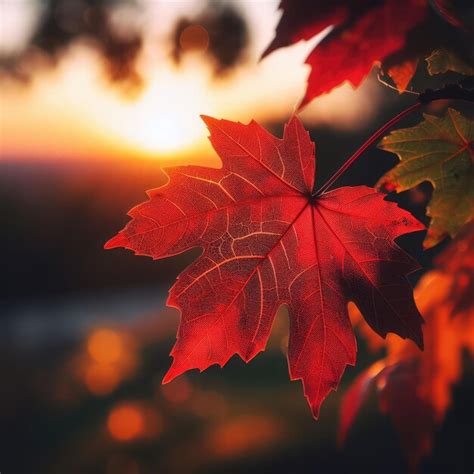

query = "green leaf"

[
  {"left": 426, "top": 48, "right": 474, "bottom": 76},
  {"left": 377, "top": 108, "right": 474, "bottom": 248}
]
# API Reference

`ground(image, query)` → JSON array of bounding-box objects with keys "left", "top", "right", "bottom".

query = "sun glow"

[
  {"left": 1, "top": 51, "right": 216, "bottom": 162},
  {"left": 109, "top": 68, "right": 212, "bottom": 154}
]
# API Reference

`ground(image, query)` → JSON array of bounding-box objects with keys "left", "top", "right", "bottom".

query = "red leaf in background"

[
  {"left": 263, "top": 0, "right": 428, "bottom": 105},
  {"left": 106, "top": 116, "right": 424, "bottom": 417},
  {"left": 340, "top": 223, "right": 474, "bottom": 467},
  {"left": 386, "top": 58, "right": 419, "bottom": 93}
]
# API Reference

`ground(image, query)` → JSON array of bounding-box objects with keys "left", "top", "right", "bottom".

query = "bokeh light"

[
  {"left": 107, "top": 403, "right": 146, "bottom": 441},
  {"left": 207, "top": 415, "right": 284, "bottom": 458},
  {"left": 81, "top": 328, "right": 138, "bottom": 396},
  {"left": 88, "top": 329, "right": 124, "bottom": 364},
  {"left": 179, "top": 25, "right": 210, "bottom": 53},
  {"left": 107, "top": 402, "right": 162, "bottom": 442},
  {"left": 85, "top": 364, "right": 121, "bottom": 396}
]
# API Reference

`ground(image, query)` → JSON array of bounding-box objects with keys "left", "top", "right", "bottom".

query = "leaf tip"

[
  {"left": 162, "top": 369, "right": 176, "bottom": 385},
  {"left": 104, "top": 233, "right": 125, "bottom": 250},
  {"left": 310, "top": 406, "right": 320, "bottom": 420},
  {"left": 200, "top": 114, "right": 218, "bottom": 128}
]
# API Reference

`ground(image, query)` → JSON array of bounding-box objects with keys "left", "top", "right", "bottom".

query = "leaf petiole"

[
  {"left": 313, "top": 103, "right": 421, "bottom": 196},
  {"left": 313, "top": 82, "right": 474, "bottom": 196}
]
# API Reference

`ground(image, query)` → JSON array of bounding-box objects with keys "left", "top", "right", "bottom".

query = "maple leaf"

[
  {"left": 377, "top": 108, "right": 474, "bottom": 249},
  {"left": 339, "top": 223, "right": 474, "bottom": 468},
  {"left": 106, "top": 116, "right": 424, "bottom": 417},
  {"left": 262, "top": 0, "right": 428, "bottom": 105}
]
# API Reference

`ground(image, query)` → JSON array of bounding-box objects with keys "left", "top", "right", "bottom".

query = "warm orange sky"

[{"left": 1, "top": 1, "right": 383, "bottom": 165}]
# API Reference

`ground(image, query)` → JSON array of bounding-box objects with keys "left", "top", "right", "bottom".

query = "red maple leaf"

[
  {"left": 263, "top": 0, "right": 429, "bottom": 105},
  {"left": 106, "top": 116, "right": 424, "bottom": 417}
]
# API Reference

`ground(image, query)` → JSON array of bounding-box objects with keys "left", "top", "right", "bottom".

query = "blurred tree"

[{"left": 1, "top": 0, "right": 143, "bottom": 92}]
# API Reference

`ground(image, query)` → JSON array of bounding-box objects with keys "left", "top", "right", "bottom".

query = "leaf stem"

[
  {"left": 313, "top": 102, "right": 422, "bottom": 196},
  {"left": 313, "top": 81, "right": 474, "bottom": 196}
]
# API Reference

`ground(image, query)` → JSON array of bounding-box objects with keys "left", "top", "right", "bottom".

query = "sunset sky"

[{"left": 1, "top": 1, "right": 383, "bottom": 165}]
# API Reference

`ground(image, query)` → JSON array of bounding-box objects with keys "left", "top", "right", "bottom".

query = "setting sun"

[{"left": 113, "top": 68, "right": 211, "bottom": 154}]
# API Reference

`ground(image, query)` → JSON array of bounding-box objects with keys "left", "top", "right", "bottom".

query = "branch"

[{"left": 419, "top": 80, "right": 474, "bottom": 104}]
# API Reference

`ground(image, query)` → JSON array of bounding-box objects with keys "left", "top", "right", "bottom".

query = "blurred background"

[{"left": 1, "top": 1, "right": 472, "bottom": 473}]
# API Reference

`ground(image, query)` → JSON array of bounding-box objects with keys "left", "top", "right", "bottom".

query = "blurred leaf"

[
  {"left": 264, "top": 0, "right": 474, "bottom": 104},
  {"left": 263, "top": 0, "right": 428, "bottom": 106},
  {"left": 426, "top": 48, "right": 474, "bottom": 75},
  {"left": 435, "top": 221, "right": 474, "bottom": 316},
  {"left": 386, "top": 58, "right": 419, "bottom": 92},
  {"left": 377, "top": 108, "right": 474, "bottom": 248},
  {"left": 340, "top": 223, "right": 474, "bottom": 468}
]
